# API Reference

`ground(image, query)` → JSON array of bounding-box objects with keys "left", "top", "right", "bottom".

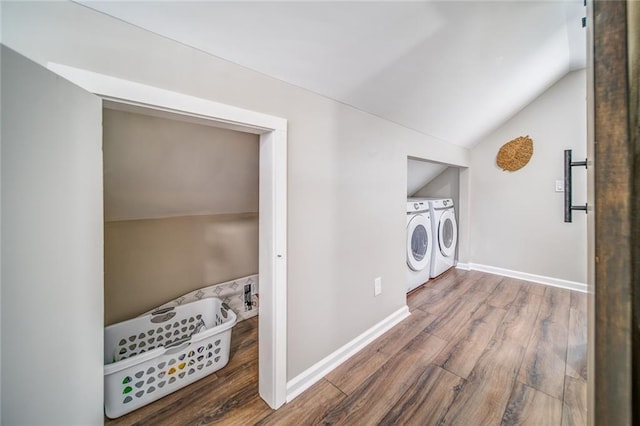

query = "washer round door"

[
  {"left": 407, "top": 214, "right": 431, "bottom": 271},
  {"left": 437, "top": 209, "right": 458, "bottom": 258}
]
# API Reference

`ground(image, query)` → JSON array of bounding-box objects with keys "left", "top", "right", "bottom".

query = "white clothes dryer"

[
  {"left": 427, "top": 198, "right": 458, "bottom": 278},
  {"left": 406, "top": 198, "right": 433, "bottom": 292}
]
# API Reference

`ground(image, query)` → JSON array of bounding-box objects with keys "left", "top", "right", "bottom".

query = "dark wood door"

[{"left": 592, "top": 1, "right": 639, "bottom": 424}]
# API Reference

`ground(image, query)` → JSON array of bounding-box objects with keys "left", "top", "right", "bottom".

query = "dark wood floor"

[{"left": 106, "top": 269, "right": 588, "bottom": 425}]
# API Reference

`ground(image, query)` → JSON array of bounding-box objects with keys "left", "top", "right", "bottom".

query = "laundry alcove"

[{"left": 407, "top": 158, "right": 466, "bottom": 257}]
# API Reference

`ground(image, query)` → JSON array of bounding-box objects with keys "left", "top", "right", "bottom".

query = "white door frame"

[{"left": 47, "top": 63, "right": 288, "bottom": 409}]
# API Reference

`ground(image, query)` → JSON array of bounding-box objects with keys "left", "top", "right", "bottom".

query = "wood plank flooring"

[{"left": 105, "top": 269, "right": 588, "bottom": 425}]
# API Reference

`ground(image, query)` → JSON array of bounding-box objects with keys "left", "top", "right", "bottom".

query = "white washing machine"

[
  {"left": 427, "top": 198, "right": 458, "bottom": 278},
  {"left": 406, "top": 198, "right": 433, "bottom": 292}
]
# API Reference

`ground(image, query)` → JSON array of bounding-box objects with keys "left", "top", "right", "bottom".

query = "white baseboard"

[
  {"left": 456, "top": 262, "right": 471, "bottom": 271},
  {"left": 467, "top": 263, "right": 587, "bottom": 293},
  {"left": 285, "top": 305, "right": 411, "bottom": 403}
]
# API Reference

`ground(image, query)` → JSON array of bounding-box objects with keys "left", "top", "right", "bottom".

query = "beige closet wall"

[
  {"left": 104, "top": 214, "right": 258, "bottom": 325},
  {"left": 103, "top": 109, "right": 259, "bottom": 221},
  {"left": 103, "top": 109, "right": 259, "bottom": 325}
]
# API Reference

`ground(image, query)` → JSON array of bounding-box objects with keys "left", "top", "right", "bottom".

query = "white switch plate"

[
  {"left": 374, "top": 277, "right": 382, "bottom": 296},
  {"left": 555, "top": 180, "right": 564, "bottom": 192}
]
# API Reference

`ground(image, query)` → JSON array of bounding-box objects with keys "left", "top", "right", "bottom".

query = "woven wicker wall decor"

[{"left": 496, "top": 135, "right": 533, "bottom": 171}]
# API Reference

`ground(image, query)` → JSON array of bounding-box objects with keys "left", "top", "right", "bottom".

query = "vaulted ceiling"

[{"left": 79, "top": 1, "right": 587, "bottom": 148}]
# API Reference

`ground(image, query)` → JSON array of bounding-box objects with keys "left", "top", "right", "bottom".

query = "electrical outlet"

[
  {"left": 374, "top": 277, "right": 382, "bottom": 296},
  {"left": 555, "top": 180, "right": 564, "bottom": 192},
  {"left": 244, "top": 284, "right": 252, "bottom": 311}
]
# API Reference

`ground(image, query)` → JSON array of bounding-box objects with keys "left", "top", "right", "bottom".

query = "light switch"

[
  {"left": 555, "top": 180, "right": 564, "bottom": 192},
  {"left": 374, "top": 277, "right": 382, "bottom": 296}
]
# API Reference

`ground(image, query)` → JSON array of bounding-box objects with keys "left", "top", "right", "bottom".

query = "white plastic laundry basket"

[{"left": 103, "top": 298, "right": 237, "bottom": 419}]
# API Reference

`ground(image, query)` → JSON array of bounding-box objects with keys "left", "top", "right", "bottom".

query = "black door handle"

[{"left": 564, "top": 149, "right": 588, "bottom": 223}]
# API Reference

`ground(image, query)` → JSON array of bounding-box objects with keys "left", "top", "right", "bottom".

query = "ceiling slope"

[{"left": 79, "top": 1, "right": 586, "bottom": 148}]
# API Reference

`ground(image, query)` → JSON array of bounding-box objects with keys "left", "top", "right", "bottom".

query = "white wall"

[
  {"left": 413, "top": 166, "right": 460, "bottom": 204},
  {"left": 406, "top": 158, "right": 447, "bottom": 196},
  {"left": 469, "top": 70, "right": 587, "bottom": 284},
  {"left": 0, "top": 5, "right": 3, "bottom": 420},
  {"left": 1, "top": 0, "right": 469, "bottom": 391},
  {"left": 2, "top": 44, "right": 104, "bottom": 425}
]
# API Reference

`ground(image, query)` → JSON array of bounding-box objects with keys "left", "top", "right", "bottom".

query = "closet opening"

[
  {"left": 102, "top": 102, "right": 265, "bottom": 417},
  {"left": 46, "top": 62, "right": 289, "bottom": 411}
]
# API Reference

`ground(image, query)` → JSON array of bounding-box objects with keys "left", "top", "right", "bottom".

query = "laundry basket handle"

[
  {"left": 164, "top": 336, "right": 191, "bottom": 354},
  {"left": 150, "top": 306, "right": 176, "bottom": 323},
  {"left": 151, "top": 307, "right": 175, "bottom": 315}
]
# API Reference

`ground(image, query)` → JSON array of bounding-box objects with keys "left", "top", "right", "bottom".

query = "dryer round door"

[
  {"left": 407, "top": 214, "right": 431, "bottom": 271},
  {"left": 438, "top": 209, "right": 458, "bottom": 258}
]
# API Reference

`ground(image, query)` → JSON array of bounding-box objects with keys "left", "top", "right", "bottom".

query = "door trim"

[{"left": 46, "top": 63, "right": 288, "bottom": 409}]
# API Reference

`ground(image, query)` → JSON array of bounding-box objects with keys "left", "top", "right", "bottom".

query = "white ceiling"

[{"left": 79, "top": 1, "right": 586, "bottom": 148}]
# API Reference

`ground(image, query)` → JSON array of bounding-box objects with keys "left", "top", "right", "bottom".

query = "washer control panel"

[{"left": 407, "top": 199, "right": 429, "bottom": 213}]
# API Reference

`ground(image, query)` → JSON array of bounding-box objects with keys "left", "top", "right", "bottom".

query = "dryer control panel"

[{"left": 429, "top": 198, "right": 454, "bottom": 209}]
